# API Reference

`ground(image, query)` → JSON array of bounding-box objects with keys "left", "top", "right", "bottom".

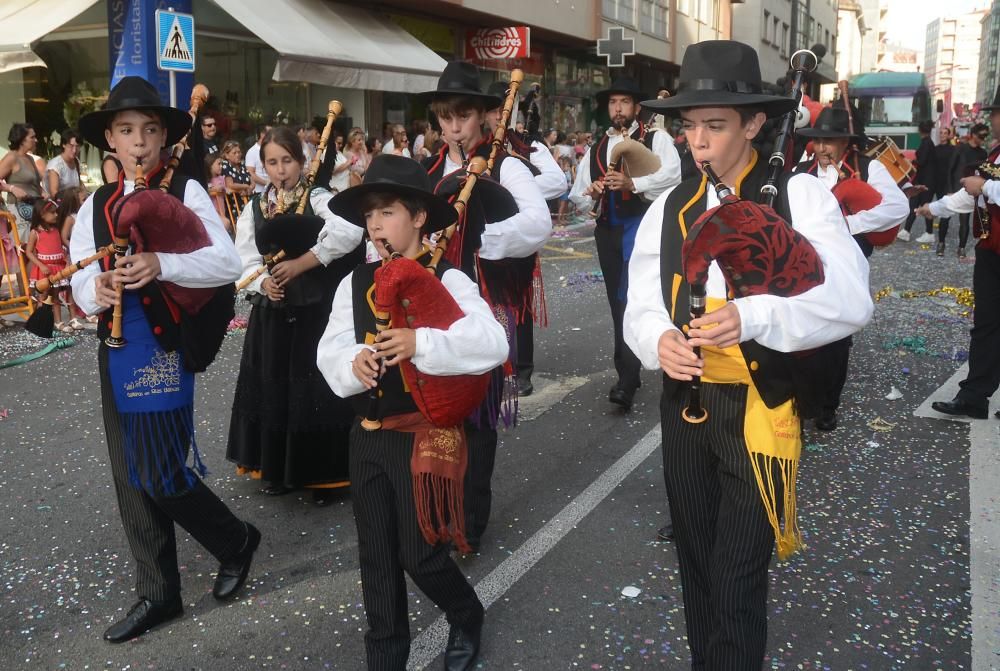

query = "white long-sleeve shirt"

[
  {"left": 529, "top": 140, "right": 568, "bottom": 200},
  {"left": 317, "top": 266, "right": 509, "bottom": 399},
  {"left": 441, "top": 153, "right": 550, "bottom": 260},
  {"left": 624, "top": 172, "right": 873, "bottom": 371},
  {"left": 70, "top": 179, "right": 241, "bottom": 316},
  {"left": 812, "top": 160, "right": 909, "bottom": 235},
  {"left": 569, "top": 121, "right": 682, "bottom": 212},
  {"left": 927, "top": 151, "right": 1000, "bottom": 218},
  {"left": 234, "top": 188, "right": 364, "bottom": 294}
]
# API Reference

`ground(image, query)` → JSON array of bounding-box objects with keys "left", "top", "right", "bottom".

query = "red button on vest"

[
  {"left": 142, "top": 296, "right": 152, "bottom": 305},
  {"left": 107, "top": 321, "right": 113, "bottom": 329},
  {"left": 153, "top": 326, "right": 163, "bottom": 335}
]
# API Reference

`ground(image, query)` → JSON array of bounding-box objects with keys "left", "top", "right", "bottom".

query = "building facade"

[
  {"left": 924, "top": 9, "right": 986, "bottom": 108},
  {"left": 731, "top": 0, "right": 839, "bottom": 98},
  {"left": 0, "top": 0, "right": 743, "bottom": 179},
  {"left": 836, "top": 0, "right": 868, "bottom": 82},
  {"left": 978, "top": 0, "right": 1000, "bottom": 104}
]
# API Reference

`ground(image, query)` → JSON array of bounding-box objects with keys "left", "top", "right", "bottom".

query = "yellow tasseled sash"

[{"left": 700, "top": 298, "right": 802, "bottom": 559}]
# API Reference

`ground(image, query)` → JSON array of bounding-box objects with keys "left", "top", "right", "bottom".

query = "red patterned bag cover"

[
  {"left": 681, "top": 197, "right": 825, "bottom": 298},
  {"left": 373, "top": 256, "right": 490, "bottom": 427}
]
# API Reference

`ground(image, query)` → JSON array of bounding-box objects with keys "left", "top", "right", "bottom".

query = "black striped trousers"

[
  {"left": 99, "top": 346, "right": 247, "bottom": 602},
  {"left": 350, "top": 422, "right": 484, "bottom": 671},
  {"left": 660, "top": 382, "right": 779, "bottom": 670},
  {"left": 463, "top": 423, "right": 497, "bottom": 546}
]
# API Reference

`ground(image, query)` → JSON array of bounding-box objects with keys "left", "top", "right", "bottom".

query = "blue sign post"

[
  {"left": 155, "top": 9, "right": 196, "bottom": 107},
  {"left": 107, "top": 0, "right": 193, "bottom": 108}
]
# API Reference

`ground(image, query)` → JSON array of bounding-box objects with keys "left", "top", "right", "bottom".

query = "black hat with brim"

[
  {"left": 330, "top": 154, "right": 457, "bottom": 234},
  {"left": 982, "top": 85, "right": 1000, "bottom": 111},
  {"left": 596, "top": 75, "right": 647, "bottom": 108},
  {"left": 419, "top": 61, "right": 504, "bottom": 110},
  {"left": 641, "top": 40, "right": 797, "bottom": 119},
  {"left": 434, "top": 171, "right": 518, "bottom": 223},
  {"left": 79, "top": 76, "right": 193, "bottom": 152},
  {"left": 796, "top": 107, "right": 859, "bottom": 138}
]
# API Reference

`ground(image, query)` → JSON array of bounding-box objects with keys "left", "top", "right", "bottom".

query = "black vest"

[
  {"left": 249, "top": 189, "right": 364, "bottom": 308},
  {"left": 658, "top": 155, "right": 829, "bottom": 418},
  {"left": 348, "top": 252, "right": 454, "bottom": 418},
  {"left": 91, "top": 167, "right": 234, "bottom": 372},
  {"left": 423, "top": 141, "right": 536, "bottom": 310},
  {"left": 589, "top": 124, "right": 657, "bottom": 228}
]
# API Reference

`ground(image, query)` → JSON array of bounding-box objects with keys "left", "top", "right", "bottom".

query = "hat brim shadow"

[
  {"left": 330, "top": 181, "right": 457, "bottom": 235},
  {"left": 642, "top": 92, "right": 797, "bottom": 119},
  {"left": 79, "top": 105, "right": 192, "bottom": 152}
]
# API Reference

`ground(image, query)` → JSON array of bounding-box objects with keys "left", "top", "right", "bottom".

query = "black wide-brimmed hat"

[
  {"left": 982, "top": 85, "right": 1000, "bottom": 111},
  {"left": 420, "top": 61, "right": 503, "bottom": 110},
  {"left": 79, "top": 76, "right": 193, "bottom": 152},
  {"left": 796, "top": 107, "right": 859, "bottom": 139},
  {"left": 330, "top": 154, "right": 457, "bottom": 234},
  {"left": 596, "top": 75, "right": 647, "bottom": 108},
  {"left": 641, "top": 41, "right": 797, "bottom": 119}
]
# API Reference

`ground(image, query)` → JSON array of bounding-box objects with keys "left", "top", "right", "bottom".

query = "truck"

[{"left": 847, "top": 72, "right": 934, "bottom": 153}]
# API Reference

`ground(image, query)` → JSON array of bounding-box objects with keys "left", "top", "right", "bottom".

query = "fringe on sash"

[
  {"left": 748, "top": 452, "right": 801, "bottom": 560},
  {"left": 121, "top": 404, "right": 208, "bottom": 496}
]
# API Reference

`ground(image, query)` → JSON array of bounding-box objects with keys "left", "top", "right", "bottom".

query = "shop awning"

[
  {"left": 211, "top": 0, "right": 446, "bottom": 94},
  {"left": 0, "top": 0, "right": 101, "bottom": 70}
]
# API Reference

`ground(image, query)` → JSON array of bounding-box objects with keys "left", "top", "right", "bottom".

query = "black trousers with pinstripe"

[
  {"left": 660, "top": 382, "right": 779, "bottom": 670},
  {"left": 349, "top": 422, "right": 484, "bottom": 670},
  {"left": 99, "top": 346, "right": 248, "bottom": 602}
]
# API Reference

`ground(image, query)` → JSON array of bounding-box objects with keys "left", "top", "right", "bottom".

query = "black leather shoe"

[
  {"left": 517, "top": 377, "right": 534, "bottom": 397},
  {"left": 213, "top": 523, "right": 261, "bottom": 600},
  {"left": 262, "top": 484, "right": 293, "bottom": 496},
  {"left": 609, "top": 384, "right": 636, "bottom": 412},
  {"left": 814, "top": 410, "right": 837, "bottom": 431},
  {"left": 995, "top": 410, "right": 999, "bottom": 419},
  {"left": 932, "top": 398, "right": 988, "bottom": 419},
  {"left": 656, "top": 524, "right": 674, "bottom": 541},
  {"left": 103, "top": 597, "right": 183, "bottom": 643},
  {"left": 445, "top": 620, "right": 482, "bottom": 671}
]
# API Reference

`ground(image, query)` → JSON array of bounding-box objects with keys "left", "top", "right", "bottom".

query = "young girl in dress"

[
  {"left": 55, "top": 187, "right": 92, "bottom": 328},
  {"left": 24, "top": 198, "right": 79, "bottom": 332},
  {"left": 205, "top": 153, "right": 229, "bottom": 232}
]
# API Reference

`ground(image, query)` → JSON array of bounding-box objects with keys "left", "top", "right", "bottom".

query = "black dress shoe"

[
  {"left": 517, "top": 377, "right": 534, "bottom": 396},
  {"left": 995, "top": 410, "right": 999, "bottom": 420},
  {"left": 609, "top": 384, "right": 636, "bottom": 412},
  {"left": 445, "top": 620, "right": 482, "bottom": 671},
  {"left": 656, "top": 524, "right": 674, "bottom": 541},
  {"left": 103, "top": 596, "right": 183, "bottom": 643},
  {"left": 814, "top": 409, "right": 837, "bottom": 431},
  {"left": 931, "top": 398, "right": 988, "bottom": 419},
  {"left": 213, "top": 523, "right": 261, "bottom": 600},
  {"left": 262, "top": 484, "right": 293, "bottom": 496}
]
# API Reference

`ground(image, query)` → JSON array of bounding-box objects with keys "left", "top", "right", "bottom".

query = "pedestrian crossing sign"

[{"left": 156, "top": 10, "right": 195, "bottom": 73}]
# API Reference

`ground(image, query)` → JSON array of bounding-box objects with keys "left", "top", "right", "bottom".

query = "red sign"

[{"left": 465, "top": 26, "right": 530, "bottom": 60}]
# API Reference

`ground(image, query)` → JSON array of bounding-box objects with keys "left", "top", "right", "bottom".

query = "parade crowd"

[{"left": 2, "top": 38, "right": 1000, "bottom": 671}]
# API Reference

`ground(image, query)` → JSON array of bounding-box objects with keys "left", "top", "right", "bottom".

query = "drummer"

[
  {"left": 794, "top": 106, "right": 908, "bottom": 433},
  {"left": 794, "top": 106, "right": 909, "bottom": 258}
]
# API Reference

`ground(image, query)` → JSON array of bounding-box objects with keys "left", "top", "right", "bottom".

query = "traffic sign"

[{"left": 156, "top": 10, "right": 195, "bottom": 73}]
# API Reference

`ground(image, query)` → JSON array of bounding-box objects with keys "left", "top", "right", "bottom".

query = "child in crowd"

[
  {"left": 25, "top": 197, "right": 80, "bottom": 332},
  {"left": 205, "top": 152, "right": 228, "bottom": 230}
]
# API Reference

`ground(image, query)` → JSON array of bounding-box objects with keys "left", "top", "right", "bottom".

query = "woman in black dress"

[{"left": 228, "top": 126, "right": 364, "bottom": 503}]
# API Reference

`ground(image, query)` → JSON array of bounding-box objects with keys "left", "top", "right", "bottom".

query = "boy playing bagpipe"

[
  {"left": 70, "top": 76, "right": 259, "bottom": 643},
  {"left": 316, "top": 154, "right": 508, "bottom": 670}
]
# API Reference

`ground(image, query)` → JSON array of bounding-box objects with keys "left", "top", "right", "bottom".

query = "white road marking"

[
  {"left": 913, "top": 362, "right": 1000, "bottom": 421},
  {"left": 516, "top": 374, "right": 590, "bottom": 422},
  {"left": 406, "top": 424, "right": 663, "bottom": 670}
]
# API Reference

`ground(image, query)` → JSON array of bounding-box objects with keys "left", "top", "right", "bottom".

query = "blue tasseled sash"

[{"left": 108, "top": 292, "right": 207, "bottom": 494}]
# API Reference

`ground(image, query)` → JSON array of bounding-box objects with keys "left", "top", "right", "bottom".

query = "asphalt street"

[{"left": 0, "top": 221, "right": 992, "bottom": 670}]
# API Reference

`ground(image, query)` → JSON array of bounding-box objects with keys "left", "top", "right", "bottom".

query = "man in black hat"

[
  {"left": 569, "top": 74, "right": 681, "bottom": 412},
  {"left": 318, "top": 154, "right": 509, "bottom": 670},
  {"left": 484, "top": 79, "right": 565, "bottom": 396},
  {"left": 420, "top": 61, "right": 550, "bottom": 553},
  {"left": 70, "top": 76, "right": 260, "bottom": 643},
  {"left": 624, "top": 41, "right": 872, "bottom": 668},
  {"left": 918, "top": 89, "right": 1000, "bottom": 421},
  {"left": 794, "top": 105, "right": 908, "bottom": 431}
]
